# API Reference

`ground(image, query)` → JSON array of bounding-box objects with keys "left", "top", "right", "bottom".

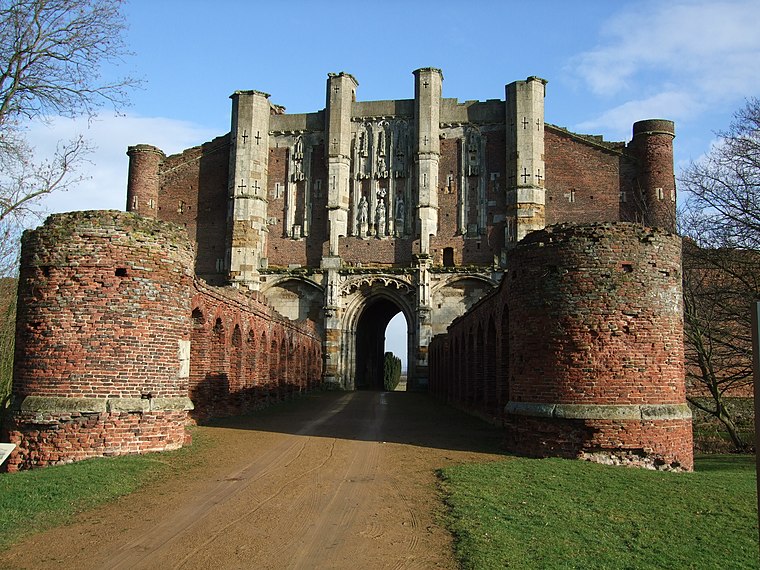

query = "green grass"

[
  {"left": 439, "top": 455, "right": 759, "bottom": 569},
  {"left": 0, "top": 430, "right": 205, "bottom": 549}
]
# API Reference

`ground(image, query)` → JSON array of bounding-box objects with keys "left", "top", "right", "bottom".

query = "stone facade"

[
  {"left": 125, "top": 69, "right": 677, "bottom": 392},
  {"left": 2, "top": 68, "right": 688, "bottom": 470}
]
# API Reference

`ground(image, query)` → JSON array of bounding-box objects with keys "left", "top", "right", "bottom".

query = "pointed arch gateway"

[{"left": 340, "top": 278, "right": 415, "bottom": 391}]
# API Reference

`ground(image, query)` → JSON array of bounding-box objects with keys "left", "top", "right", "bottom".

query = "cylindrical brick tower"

[
  {"left": 126, "top": 144, "right": 164, "bottom": 219},
  {"left": 505, "top": 222, "right": 692, "bottom": 470},
  {"left": 631, "top": 119, "right": 676, "bottom": 232},
  {"left": 4, "top": 211, "right": 195, "bottom": 471}
]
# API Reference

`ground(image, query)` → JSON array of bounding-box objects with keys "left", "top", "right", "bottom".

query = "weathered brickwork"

[
  {"left": 544, "top": 127, "right": 629, "bottom": 225},
  {"left": 188, "top": 281, "right": 322, "bottom": 421},
  {"left": 3, "top": 211, "right": 322, "bottom": 471},
  {"left": 123, "top": 70, "right": 677, "bottom": 395},
  {"left": 430, "top": 223, "right": 693, "bottom": 470},
  {"left": 1, "top": 70, "right": 690, "bottom": 472}
]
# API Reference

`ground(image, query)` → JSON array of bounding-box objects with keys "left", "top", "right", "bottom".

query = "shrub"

[{"left": 383, "top": 352, "right": 401, "bottom": 391}]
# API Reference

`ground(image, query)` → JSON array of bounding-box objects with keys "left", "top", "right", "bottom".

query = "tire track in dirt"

[
  {"left": 286, "top": 392, "right": 386, "bottom": 569},
  {"left": 105, "top": 394, "right": 353, "bottom": 570},
  {"left": 173, "top": 437, "right": 337, "bottom": 569},
  {"left": 0, "top": 391, "right": 508, "bottom": 570}
]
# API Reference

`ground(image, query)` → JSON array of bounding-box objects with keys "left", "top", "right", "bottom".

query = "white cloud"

[
  {"left": 25, "top": 114, "right": 218, "bottom": 218},
  {"left": 576, "top": 91, "right": 704, "bottom": 140},
  {"left": 569, "top": 0, "right": 760, "bottom": 133}
]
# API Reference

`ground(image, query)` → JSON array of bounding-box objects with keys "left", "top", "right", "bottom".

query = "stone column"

[
  {"left": 325, "top": 72, "right": 358, "bottom": 257},
  {"left": 505, "top": 76, "right": 547, "bottom": 243},
  {"left": 414, "top": 68, "right": 442, "bottom": 255},
  {"left": 228, "top": 90, "right": 271, "bottom": 290}
]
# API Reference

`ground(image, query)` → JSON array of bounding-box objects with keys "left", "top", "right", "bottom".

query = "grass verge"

[
  {"left": 439, "top": 455, "right": 758, "bottom": 569},
  {"left": 0, "top": 429, "right": 206, "bottom": 550}
]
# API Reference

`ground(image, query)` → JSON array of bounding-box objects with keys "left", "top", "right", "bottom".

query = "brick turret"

[
  {"left": 126, "top": 144, "right": 164, "bottom": 218},
  {"left": 429, "top": 222, "right": 693, "bottom": 470},
  {"left": 4, "top": 211, "right": 195, "bottom": 470},
  {"left": 631, "top": 120, "right": 676, "bottom": 231},
  {"left": 505, "top": 223, "right": 692, "bottom": 469}
]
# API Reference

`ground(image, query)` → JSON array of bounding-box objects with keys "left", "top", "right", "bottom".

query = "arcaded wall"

[
  {"left": 430, "top": 222, "right": 693, "bottom": 470},
  {"left": 3, "top": 211, "right": 323, "bottom": 471},
  {"left": 188, "top": 281, "right": 322, "bottom": 421}
]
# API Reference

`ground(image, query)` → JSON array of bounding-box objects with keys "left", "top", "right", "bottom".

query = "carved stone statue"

[
  {"left": 376, "top": 198, "right": 386, "bottom": 238},
  {"left": 291, "top": 136, "right": 305, "bottom": 182},
  {"left": 377, "top": 153, "right": 389, "bottom": 179},
  {"left": 395, "top": 196, "right": 405, "bottom": 222},
  {"left": 358, "top": 195, "right": 368, "bottom": 226},
  {"left": 395, "top": 196, "right": 405, "bottom": 237}
]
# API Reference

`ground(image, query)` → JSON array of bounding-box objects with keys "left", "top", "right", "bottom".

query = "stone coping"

[
  {"left": 505, "top": 402, "right": 691, "bottom": 421},
  {"left": 12, "top": 395, "right": 194, "bottom": 414}
]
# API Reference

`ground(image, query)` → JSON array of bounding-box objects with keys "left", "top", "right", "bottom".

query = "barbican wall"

[
  {"left": 3, "top": 211, "right": 322, "bottom": 471},
  {"left": 430, "top": 222, "right": 693, "bottom": 470}
]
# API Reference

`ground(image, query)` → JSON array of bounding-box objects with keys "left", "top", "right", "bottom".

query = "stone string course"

[
  {"left": 430, "top": 222, "right": 693, "bottom": 470},
  {"left": 3, "top": 211, "right": 322, "bottom": 471}
]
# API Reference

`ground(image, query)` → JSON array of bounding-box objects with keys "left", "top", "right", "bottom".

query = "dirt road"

[{"left": 0, "top": 391, "right": 506, "bottom": 569}]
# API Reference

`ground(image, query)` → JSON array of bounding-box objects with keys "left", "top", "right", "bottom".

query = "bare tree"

[
  {"left": 682, "top": 241, "right": 755, "bottom": 450},
  {"left": 0, "top": 0, "right": 138, "bottom": 275},
  {"left": 680, "top": 98, "right": 760, "bottom": 251},
  {"left": 0, "top": 276, "right": 15, "bottom": 424},
  {"left": 0, "top": 0, "right": 138, "bottom": 413},
  {"left": 680, "top": 98, "right": 760, "bottom": 450}
]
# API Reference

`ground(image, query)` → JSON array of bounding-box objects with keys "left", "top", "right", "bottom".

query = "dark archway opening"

[{"left": 355, "top": 297, "right": 405, "bottom": 390}]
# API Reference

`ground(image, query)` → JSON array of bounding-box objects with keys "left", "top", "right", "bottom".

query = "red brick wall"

[
  {"left": 505, "top": 416, "right": 693, "bottom": 469},
  {"left": 188, "top": 281, "right": 322, "bottom": 421},
  {"left": 5, "top": 411, "right": 189, "bottom": 470},
  {"left": 12, "top": 211, "right": 194, "bottom": 401},
  {"left": 267, "top": 144, "right": 330, "bottom": 268},
  {"left": 629, "top": 120, "right": 677, "bottom": 231},
  {"left": 508, "top": 223, "right": 683, "bottom": 406},
  {"left": 4, "top": 211, "right": 323, "bottom": 471},
  {"left": 544, "top": 128, "right": 628, "bottom": 226},
  {"left": 126, "top": 145, "right": 163, "bottom": 218},
  {"left": 430, "top": 222, "right": 693, "bottom": 470},
  {"left": 157, "top": 136, "right": 230, "bottom": 283},
  {"left": 430, "top": 134, "right": 505, "bottom": 266}
]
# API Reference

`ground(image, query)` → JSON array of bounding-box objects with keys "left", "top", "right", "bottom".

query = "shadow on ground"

[{"left": 202, "top": 391, "right": 506, "bottom": 456}]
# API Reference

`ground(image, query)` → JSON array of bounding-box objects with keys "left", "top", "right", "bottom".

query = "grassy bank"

[
  {"left": 0, "top": 431, "right": 204, "bottom": 549},
  {"left": 439, "top": 455, "right": 758, "bottom": 569}
]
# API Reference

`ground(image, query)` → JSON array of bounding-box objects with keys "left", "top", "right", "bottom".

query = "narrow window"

[{"left": 443, "top": 247, "right": 455, "bottom": 267}]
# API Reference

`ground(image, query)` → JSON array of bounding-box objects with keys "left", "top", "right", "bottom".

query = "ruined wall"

[
  {"left": 188, "top": 281, "right": 322, "bottom": 421},
  {"left": 3, "top": 211, "right": 323, "bottom": 471},
  {"left": 544, "top": 127, "right": 630, "bottom": 225},
  {"left": 430, "top": 222, "right": 693, "bottom": 470},
  {"left": 127, "top": 137, "right": 231, "bottom": 284},
  {"left": 5, "top": 211, "right": 195, "bottom": 471}
]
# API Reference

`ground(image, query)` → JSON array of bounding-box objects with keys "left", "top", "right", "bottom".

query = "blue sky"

[{"left": 27, "top": 0, "right": 760, "bottom": 369}]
